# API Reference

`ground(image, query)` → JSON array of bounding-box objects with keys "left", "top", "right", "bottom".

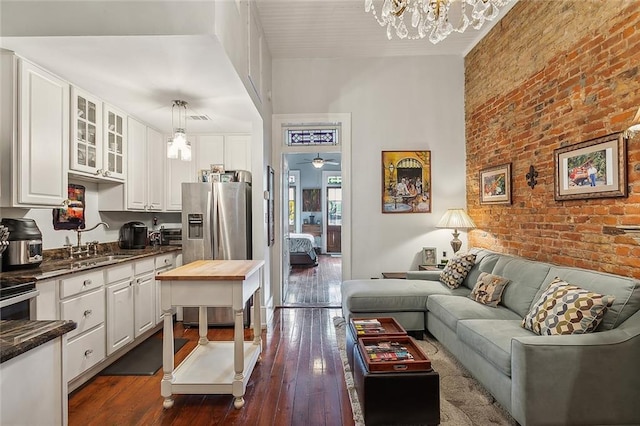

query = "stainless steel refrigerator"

[{"left": 181, "top": 180, "right": 252, "bottom": 326}]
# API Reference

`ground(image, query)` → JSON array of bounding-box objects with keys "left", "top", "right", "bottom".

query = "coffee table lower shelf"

[{"left": 352, "top": 344, "right": 440, "bottom": 426}]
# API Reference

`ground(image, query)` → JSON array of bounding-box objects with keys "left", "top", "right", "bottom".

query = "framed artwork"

[
  {"left": 220, "top": 172, "right": 235, "bottom": 183},
  {"left": 381, "top": 150, "right": 431, "bottom": 213},
  {"left": 200, "top": 169, "right": 211, "bottom": 182},
  {"left": 53, "top": 184, "right": 86, "bottom": 230},
  {"left": 422, "top": 247, "right": 438, "bottom": 266},
  {"left": 479, "top": 163, "right": 512, "bottom": 205},
  {"left": 267, "top": 165, "right": 275, "bottom": 246},
  {"left": 210, "top": 164, "right": 225, "bottom": 174},
  {"left": 554, "top": 132, "right": 627, "bottom": 201},
  {"left": 302, "top": 188, "right": 321, "bottom": 212}
]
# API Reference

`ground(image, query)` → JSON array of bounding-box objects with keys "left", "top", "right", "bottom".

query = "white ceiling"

[
  {"left": 256, "top": 0, "right": 517, "bottom": 59},
  {"left": 0, "top": 0, "right": 516, "bottom": 135}
]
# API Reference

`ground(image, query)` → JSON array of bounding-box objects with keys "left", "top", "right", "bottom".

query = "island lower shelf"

[{"left": 170, "top": 341, "right": 261, "bottom": 393}]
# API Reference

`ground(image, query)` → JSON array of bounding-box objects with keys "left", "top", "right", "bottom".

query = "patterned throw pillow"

[
  {"left": 439, "top": 254, "right": 476, "bottom": 289},
  {"left": 522, "top": 278, "right": 615, "bottom": 335},
  {"left": 468, "top": 272, "right": 510, "bottom": 307}
]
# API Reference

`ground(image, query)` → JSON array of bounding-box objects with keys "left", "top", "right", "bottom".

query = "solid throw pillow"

[
  {"left": 468, "top": 272, "right": 510, "bottom": 307},
  {"left": 522, "top": 278, "right": 615, "bottom": 336},
  {"left": 439, "top": 253, "right": 476, "bottom": 289}
]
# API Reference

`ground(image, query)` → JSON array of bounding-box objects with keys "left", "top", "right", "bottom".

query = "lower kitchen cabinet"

[
  {"left": 105, "top": 262, "right": 134, "bottom": 355},
  {"left": 59, "top": 270, "right": 106, "bottom": 382},
  {"left": 105, "top": 280, "right": 134, "bottom": 355},
  {"left": 134, "top": 272, "right": 155, "bottom": 337},
  {"left": 32, "top": 251, "right": 179, "bottom": 391},
  {"left": 0, "top": 337, "right": 67, "bottom": 426},
  {"left": 66, "top": 324, "right": 106, "bottom": 381}
]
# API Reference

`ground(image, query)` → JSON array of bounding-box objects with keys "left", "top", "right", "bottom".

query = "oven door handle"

[{"left": 0, "top": 289, "right": 40, "bottom": 309}]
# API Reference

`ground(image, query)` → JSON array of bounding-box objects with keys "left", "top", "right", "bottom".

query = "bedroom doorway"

[{"left": 282, "top": 152, "right": 342, "bottom": 307}]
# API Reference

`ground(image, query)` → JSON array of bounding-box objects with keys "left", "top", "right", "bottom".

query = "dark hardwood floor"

[
  {"left": 284, "top": 254, "right": 342, "bottom": 307},
  {"left": 70, "top": 254, "right": 349, "bottom": 425},
  {"left": 69, "top": 308, "right": 353, "bottom": 426}
]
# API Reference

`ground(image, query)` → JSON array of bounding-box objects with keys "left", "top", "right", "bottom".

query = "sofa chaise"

[{"left": 341, "top": 248, "right": 640, "bottom": 426}]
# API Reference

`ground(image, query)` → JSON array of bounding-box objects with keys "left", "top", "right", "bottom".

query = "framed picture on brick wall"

[
  {"left": 554, "top": 132, "right": 627, "bottom": 201},
  {"left": 479, "top": 163, "right": 512, "bottom": 205}
]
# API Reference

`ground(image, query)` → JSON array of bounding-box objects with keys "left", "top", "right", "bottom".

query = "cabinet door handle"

[
  {"left": 83, "top": 309, "right": 92, "bottom": 317},
  {"left": 84, "top": 349, "right": 94, "bottom": 357},
  {"left": 83, "top": 279, "right": 92, "bottom": 286},
  {"left": 164, "top": 259, "right": 170, "bottom": 265}
]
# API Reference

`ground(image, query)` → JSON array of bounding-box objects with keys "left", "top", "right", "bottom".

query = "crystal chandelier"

[
  {"left": 167, "top": 100, "right": 192, "bottom": 161},
  {"left": 364, "top": 0, "right": 513, "bottom": 44}
]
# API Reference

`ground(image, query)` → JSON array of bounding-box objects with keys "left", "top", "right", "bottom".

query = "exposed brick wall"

[{"left": 465, "top": 0, "right": 640, "bottom": 279}]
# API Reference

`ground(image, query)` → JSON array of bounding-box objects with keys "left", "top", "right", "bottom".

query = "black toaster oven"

[{"left": 160, "top": 227, "right": 182, "bottom": 246}]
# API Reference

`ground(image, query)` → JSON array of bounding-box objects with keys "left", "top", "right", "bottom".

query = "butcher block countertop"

[{"left": 156, "top": 259, "right": 265, "bottom": 281}]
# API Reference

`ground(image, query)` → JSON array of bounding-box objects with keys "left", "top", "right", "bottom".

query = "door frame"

[
  {"left": 271, "top": 113, "right": 352, "bottom": 307},
  {"left": 322, "top": 169, "right": 342, "bottom": 254}
]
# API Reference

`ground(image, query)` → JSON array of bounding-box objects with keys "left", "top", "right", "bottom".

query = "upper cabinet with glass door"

[
  {"left": 70, "top": 87, "right": 125, "bottom": 182},
  {"left": 102, "top": 104, "right": 127, "bottom": 180},
  {"left": 71, "top": 87, "right": 102, "bottom": 176}
]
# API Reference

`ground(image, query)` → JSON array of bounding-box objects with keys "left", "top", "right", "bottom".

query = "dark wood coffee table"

[{"left": 352, "top": 337, "right": 440, "bottom": 426}]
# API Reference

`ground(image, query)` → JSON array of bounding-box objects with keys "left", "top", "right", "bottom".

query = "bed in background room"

[{"left": 288, "top": 232, "right": 318, "bottom": 267}]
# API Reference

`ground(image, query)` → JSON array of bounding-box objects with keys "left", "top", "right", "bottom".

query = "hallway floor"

[{"left": 283, "top": 254, "right": 342, "bottom": 308}]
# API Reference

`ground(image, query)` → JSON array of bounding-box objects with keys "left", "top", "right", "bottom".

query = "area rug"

[
  {"left": 100, "top": 338, "right": 188, "bottom": 376},
  {"left": 333, "top": 317, "right": 517, "bottom": 426}
]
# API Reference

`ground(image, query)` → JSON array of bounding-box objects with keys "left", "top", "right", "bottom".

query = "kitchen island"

[{"left": 156, "top": 259, "right": 264, "bottom": 409}]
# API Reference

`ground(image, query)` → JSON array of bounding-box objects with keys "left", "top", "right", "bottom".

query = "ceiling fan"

[{"left": 298, "top": 153, "right": 340, "bottom": 169}]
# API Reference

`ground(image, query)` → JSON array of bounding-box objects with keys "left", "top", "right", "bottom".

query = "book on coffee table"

[
  {"left": 357, "top": 336, "right": 432, "bottom": 372},
  {"left": 350, "top": 317, "right": 406, "bottom": 337}
]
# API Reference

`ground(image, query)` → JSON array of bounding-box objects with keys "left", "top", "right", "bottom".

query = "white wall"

[{"left": 273, "top": 56, "right": 468, "bottom": 278}]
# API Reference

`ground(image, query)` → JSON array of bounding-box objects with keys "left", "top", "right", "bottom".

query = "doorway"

[
  {"left": 282, "top": 153, "right": 342, "bottom": 307},
  {"left": 271, "top": 113, "right": 352, "bottom": 309}
]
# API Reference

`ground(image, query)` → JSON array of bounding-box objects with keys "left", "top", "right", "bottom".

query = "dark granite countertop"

[
  {"left": 0, "top": 243, "right": 181, "bottom": 282},
  {"left": 0, "top": 320, "right": 77, "bottom": 363}
]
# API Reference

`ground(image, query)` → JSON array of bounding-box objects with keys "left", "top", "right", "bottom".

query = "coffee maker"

[{"left": 118, "top": 221, "right": 147, "bottom": 249}]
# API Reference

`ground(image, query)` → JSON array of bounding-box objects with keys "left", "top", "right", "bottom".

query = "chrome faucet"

[{"left": 76, "top": 222, "right": 109, "bottom": 250}]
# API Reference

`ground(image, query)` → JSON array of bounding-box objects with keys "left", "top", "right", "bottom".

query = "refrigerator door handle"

[
  {"left": 209, "top": 186, "right": 218, "bottom": 259},
  {"left": 211, "top": 184, "right": 219, "bottom": 260}
]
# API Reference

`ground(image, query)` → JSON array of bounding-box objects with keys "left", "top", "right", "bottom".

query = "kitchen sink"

[{"left": 69, "top": 254, "right": 132, "bottom": 270}]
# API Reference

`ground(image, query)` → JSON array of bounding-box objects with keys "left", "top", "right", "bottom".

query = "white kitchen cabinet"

[
  {"left": 35, "top": 279, "right": 58, "bottom": 320},
  {"left": 224, "top": 134, "right": 251, "bottom": 171},
  {"left": 105, "top": 263, "right": 134, "bottom": 355},
  {"left": 0, "top": 337, "right": 67, "bottom": 426},
  {"left": 194, "top": 134, "right": 252, "bottom": 175},
  {"left": 126, "top": 118, "right": 164, "bottom": 211},
  {"left": 165, "top": 154, "right": 195, "bottom": 211},
  {"left": 146, "top": 126, "right": 165, "bottom": 210},
  {"left": 59, "top": 270, "right": 106, "bottom": 382},
  {"left": 133, "top": 258, "right": 156, "bottom": 337},
  {"left": 126, "top": 117, "right": 147, "bottom": 210},
  {"left": 102, "top": 103, "right": 127, "bottom": 181},
  {"left": 0, "top": 53, "right": 69, "bottom": 207},
  {"left": 154, "top": 253, "right": 176, "bottom": 325},
  {"left": 70, "top": 87, "right": 103, "bottom": 177}
]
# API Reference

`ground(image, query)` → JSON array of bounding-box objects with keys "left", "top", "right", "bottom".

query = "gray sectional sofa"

[{"left": 341, "top": 248, "right": 640, "bottom": 426}]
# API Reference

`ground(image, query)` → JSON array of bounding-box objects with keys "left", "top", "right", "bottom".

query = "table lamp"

[{"left": 436, "top": 209, "right": 476, "bottom": 254}]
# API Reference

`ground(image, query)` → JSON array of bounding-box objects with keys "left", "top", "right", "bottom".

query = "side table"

[
  {"left": 381, "top": 272, "right": 407, "bottom": 279},
  {"left": 418, "top": 265, "right": 442, "bottom": 271}
]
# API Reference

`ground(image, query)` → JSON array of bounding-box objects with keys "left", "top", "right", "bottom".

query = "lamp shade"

[
  {"left": 627, "top": 106, "right": 640, "bottom": 134},
  {"left": 436, "top": 209, "right": 476, "bottom": 230}
]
